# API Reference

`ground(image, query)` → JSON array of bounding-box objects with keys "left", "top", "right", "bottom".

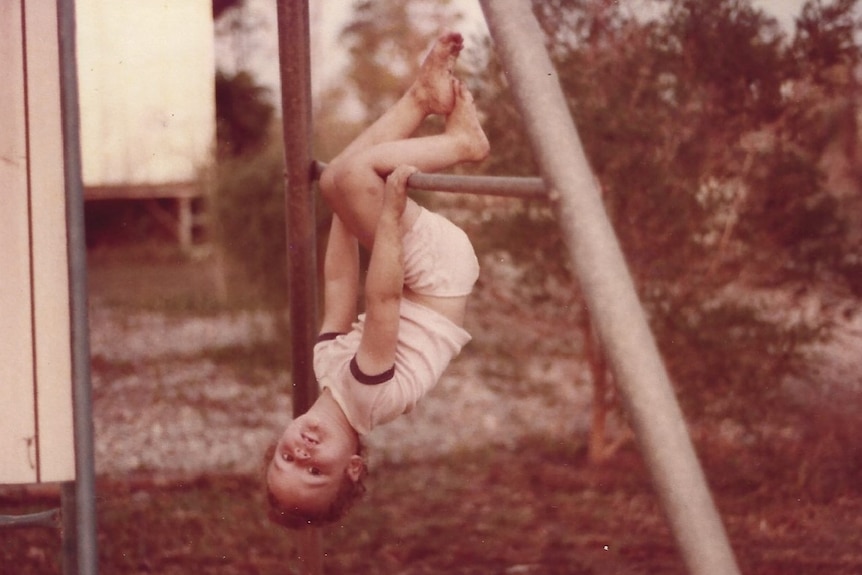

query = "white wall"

[
  {"left": 76, "top": 0, "right": 215, "bottom": 186},
  {"left": 0, "top": 2, "right": 75, "bottom": 485}
]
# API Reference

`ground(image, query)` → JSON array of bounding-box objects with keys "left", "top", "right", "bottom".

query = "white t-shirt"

[{"left": 313, "top": 298, "right": 471, "bottom": 435}]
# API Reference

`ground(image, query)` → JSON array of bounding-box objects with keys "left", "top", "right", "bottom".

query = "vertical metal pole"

[
  {"left": 61, "top": 482, "right": 79, "bottom": 575},
  {"left": 276, "top": 1, "right": 322, "bottom": 573},
  {"left": 57, "top": 1, "right": 99, "bottom": 574},
  {"left": 276, "top": 0, "right": 318, "bottom": 417},
  {"left": 478, "top": 2, "right": 740, "bottom": 574}
]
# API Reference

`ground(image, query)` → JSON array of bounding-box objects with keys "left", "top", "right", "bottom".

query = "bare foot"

[
  {"left": 384, "top": 165, "right": 414, "bottom": 220},
  {"left": 409, "top": 32, "right": 463, "bottom": 115},
  {"left": 445, "top": 80, "right": 490, "bottom": 162}
]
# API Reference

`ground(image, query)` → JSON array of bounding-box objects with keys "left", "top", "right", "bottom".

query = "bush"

[{"left": 213, "top": 140, "right": 288, "bottom": 308}]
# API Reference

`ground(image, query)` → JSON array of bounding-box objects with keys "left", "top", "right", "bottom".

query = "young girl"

[{"left": 265, "top": 32, "right": 489, "bottom": 528}]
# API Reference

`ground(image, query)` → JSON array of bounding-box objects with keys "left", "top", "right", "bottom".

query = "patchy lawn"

[
  {"left": 2, "top": 438, "right": 862, "bottom": 574},
  {"left": 2, "top": 243, "right": 860, "bottom": 574}
]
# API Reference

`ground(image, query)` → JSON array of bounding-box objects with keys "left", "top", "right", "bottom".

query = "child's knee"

[
  {"left": 319, "top": 163, "right": 339, "bottom": 204},
  {"left": 333, "top": 157, "right": 378, "bottom": 197},
  {"left": 320, "top": 157, "right": 360, "bottom": 202}
]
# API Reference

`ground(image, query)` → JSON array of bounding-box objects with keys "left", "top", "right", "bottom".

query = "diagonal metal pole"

[
  {"left": 478, "top": 2, "right": 740, "bottom": 574},
  {"left": 276, "top": 1, "right": 322, "bottom": 573}
]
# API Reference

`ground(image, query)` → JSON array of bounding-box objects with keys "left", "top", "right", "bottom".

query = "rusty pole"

[{"left": 275, "top": 1, "right": 322, "bottom": 573}]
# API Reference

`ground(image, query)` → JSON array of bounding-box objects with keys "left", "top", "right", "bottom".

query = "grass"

[
  {"left": 4, "top": 437, "right": 861, "bottom": 574},
  {"left": 86, "top": 242, "right": 278, "bottom": 314},
  {"left": 87, "top": 244, "right": 227, "bottom": 313},
  {"left": 0, "top": 442, "right": 687, "bottom": 574},
  {"left": 205, "top": 341, "right": 291, "bottom": 384},
  {"left": 3, "top": 242, "right": 861, "bottom": 574}
]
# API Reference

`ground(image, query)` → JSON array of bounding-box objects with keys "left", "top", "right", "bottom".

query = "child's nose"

[{"left": 294, "top": 446, "right": 311, "bottom": 460}]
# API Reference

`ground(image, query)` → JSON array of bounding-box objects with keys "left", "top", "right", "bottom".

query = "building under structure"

[{"left": 77, "top": 0, "right": 215, "bottom": 251}]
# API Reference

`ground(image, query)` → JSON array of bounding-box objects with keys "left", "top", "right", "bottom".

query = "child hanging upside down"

[{"left": 265, "top": 31, "right": 490, "bottom": 529}]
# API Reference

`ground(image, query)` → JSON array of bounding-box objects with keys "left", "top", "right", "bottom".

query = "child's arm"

[
  {"left": 354, "top": 166, "right": 412, "bottom": 376},
  {"left": 319, "top": 215, "right": 359, "bottom": 335}
]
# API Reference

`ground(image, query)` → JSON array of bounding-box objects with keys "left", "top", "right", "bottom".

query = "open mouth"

[{"left": 301, "top": 431, "right": 320, "bottom": 445}]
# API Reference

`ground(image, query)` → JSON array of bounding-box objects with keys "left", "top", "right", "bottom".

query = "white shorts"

[{"left": 402, "top": 208, "right": 479, "bottom": 298}]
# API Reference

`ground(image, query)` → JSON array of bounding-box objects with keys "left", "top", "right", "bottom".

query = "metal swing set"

[
  {"left": 0, "top": 1, "right": 741, "bottom": 574},
  {"left": 279, "top": 2, "right": 742, "bottom": 574}
]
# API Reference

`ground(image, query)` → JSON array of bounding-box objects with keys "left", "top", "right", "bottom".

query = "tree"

[
  {"left": 470, "top": 0, "right": 861, "bottom": 459},
  {"left": 211, "top": 21, "right": 283, "bottom": 305},
  {"left": 786, "top": 0, "right": 862, "bottom": 296},
  {"left": 215, "top": 70, "right": 274, "bottom": 159},
  {"left": 213, "top": 0, "right": 243, "bottom": 20}
]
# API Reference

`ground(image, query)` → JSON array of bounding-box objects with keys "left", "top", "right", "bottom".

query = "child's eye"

[
  {"left": 282, "top": 452, "right": 294, "bottom": 462},
  {"left": 309, "top": 467, "right": 321, "bottom": 476}
]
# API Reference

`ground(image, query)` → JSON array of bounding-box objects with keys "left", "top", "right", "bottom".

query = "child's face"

[{"left": 267, "top": 413, "right": 363, "bottom": 514}]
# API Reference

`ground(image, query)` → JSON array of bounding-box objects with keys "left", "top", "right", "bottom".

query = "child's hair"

[{"left": 262, "top": 441, "right": 368, "bottom": 530}]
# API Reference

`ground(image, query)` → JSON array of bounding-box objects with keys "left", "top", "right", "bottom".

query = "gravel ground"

[
  {"left": 89, "top": 298, "right": 592, "bottom": 477},
  {"left": 88, "top": 249, "right": 861, "bottom": 478}
]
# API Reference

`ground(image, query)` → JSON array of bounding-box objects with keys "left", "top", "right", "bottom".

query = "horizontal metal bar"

[
  {"left": 409, "top": 171, "right": 547, "bottom": 198},
  {"left": 312, "top": 160, "right": 548, "bottom": 199},
  {"left": 0, "top": 509, "right": 61, "bottom": 529}
]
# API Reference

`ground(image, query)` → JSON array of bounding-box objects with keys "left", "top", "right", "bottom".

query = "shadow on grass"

[{"left": 3, "top": 434, "right": 862, "bottom": 575}]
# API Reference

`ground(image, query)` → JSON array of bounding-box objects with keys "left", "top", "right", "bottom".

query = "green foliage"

[
  {"left": 651, "top": 291, "right": 822, "bottom": 420},
  {"left": 215, "top": 70, "right": 275, "bottom": 159},
  {"left": 212, "top": 0, "right": 243, "bottom": 20},
  {"left": 213, "top": 139, "right": 288, "bottom": 307},
  {"left": 212, "top": 64, "right": 289, "bottom": 308},
  {"left": 793, "top": 0, "right": 862, "bottom": 78},
  {"left": 466, "top": 0, "right": 861, "bottom": 426}
]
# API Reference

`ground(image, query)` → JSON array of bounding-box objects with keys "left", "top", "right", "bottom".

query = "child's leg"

[
  {"left": 319, "top": 215, "right": 360, "bottom": 336},
  {"left": 318, "top": 32, "right": 464, "bottom": 250},
  {"left": 324, "top": 82, "right": 490, "bottom": 249},
  {"left": 346, "top": 85, "right": 489, "bottom": 175},
  {"left": 324, "top": 32, "right": 463, "bottom": 169}
]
